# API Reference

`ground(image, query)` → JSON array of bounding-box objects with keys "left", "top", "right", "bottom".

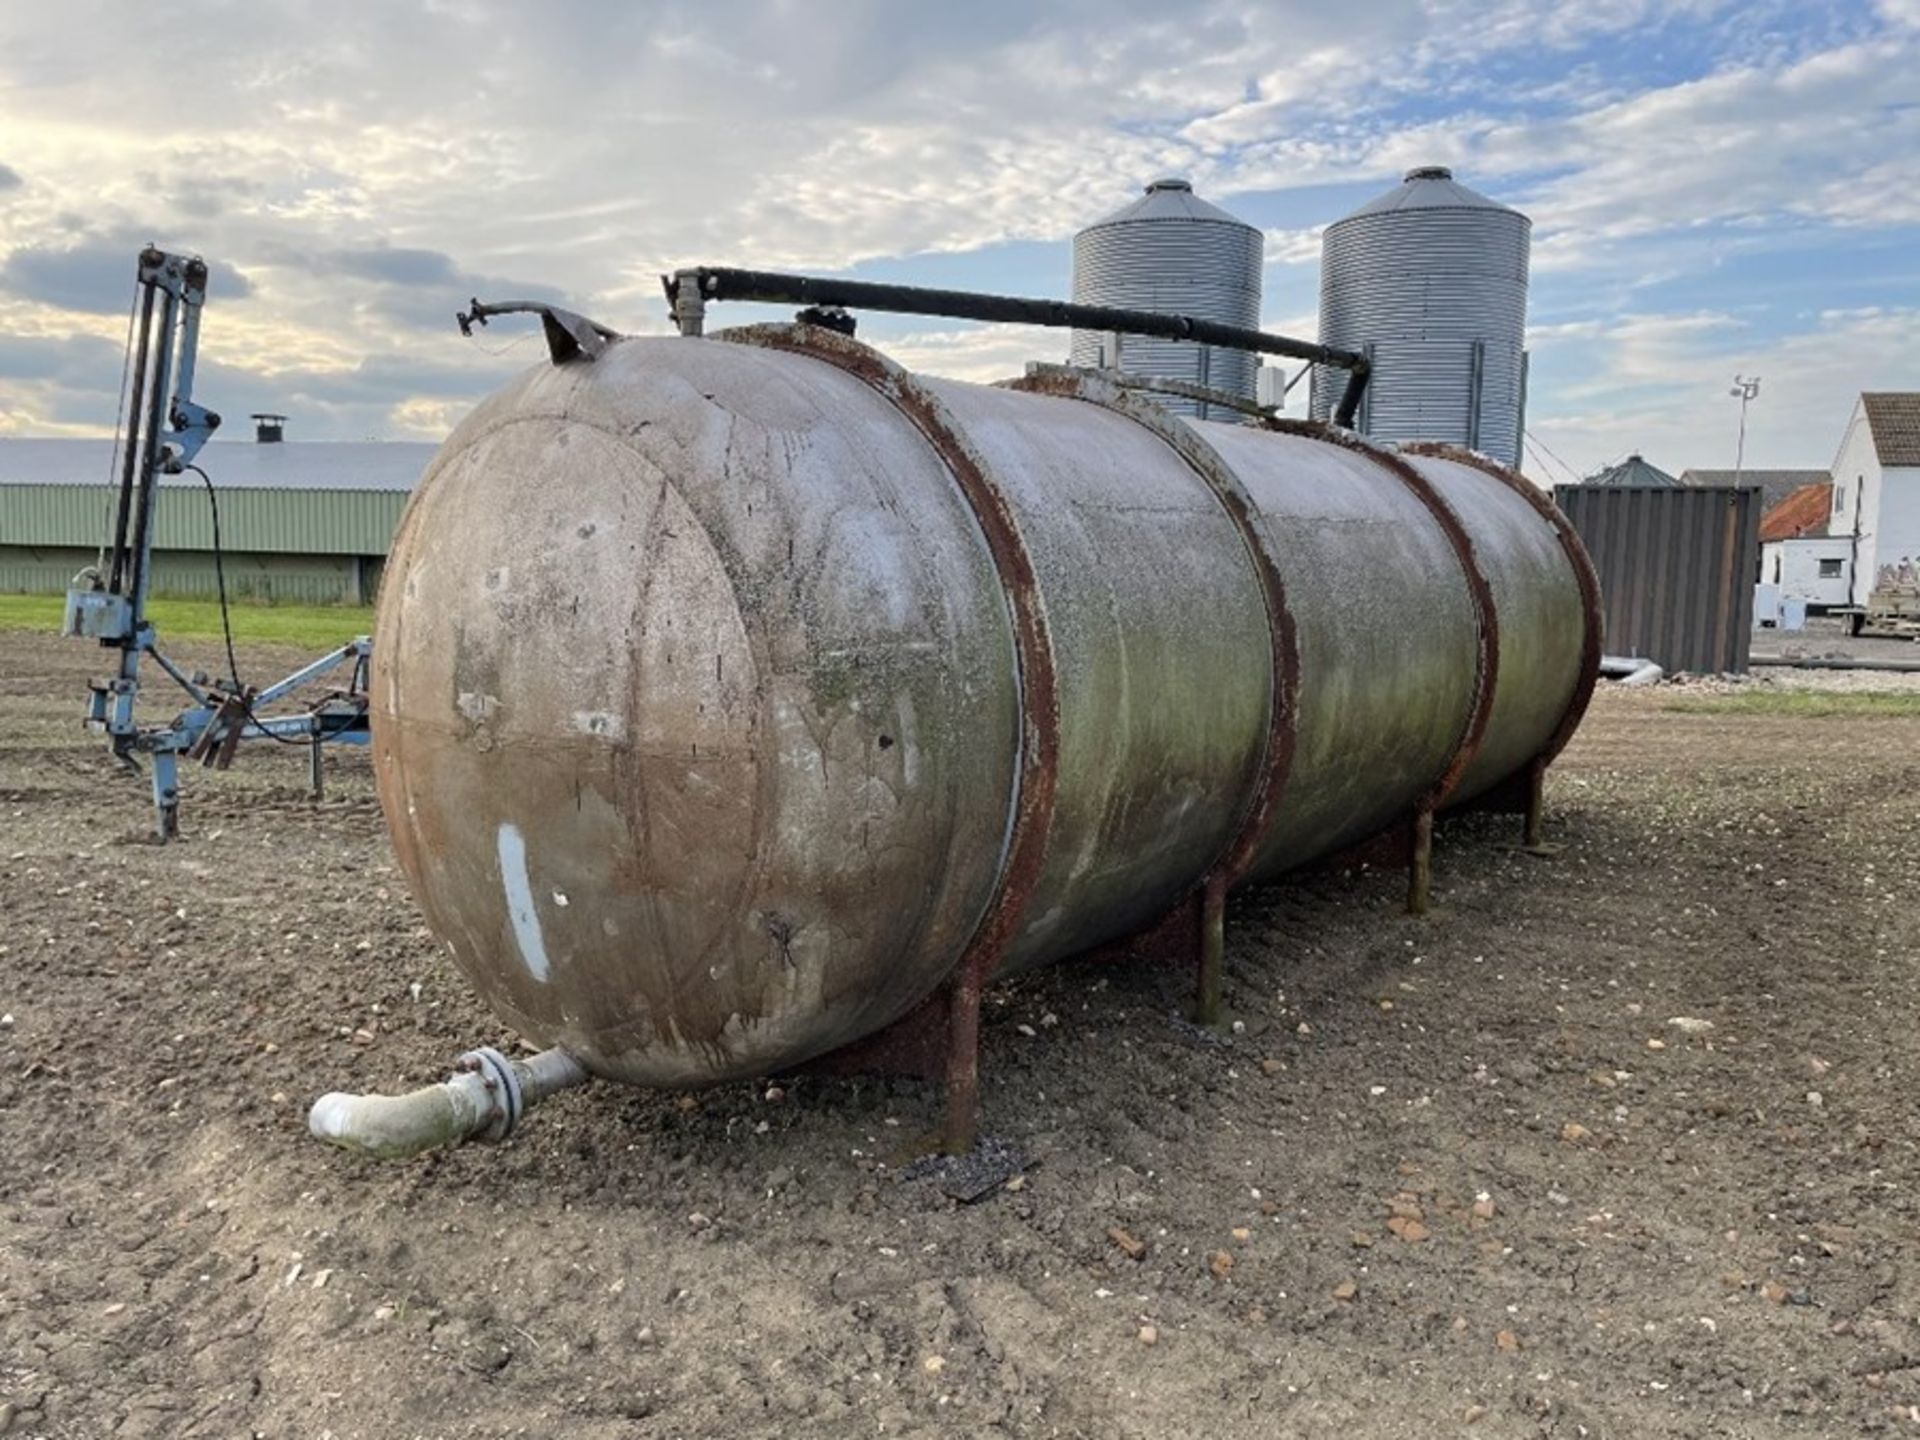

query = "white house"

[
  {"left": 1756, "top": 478, "right": 1851, "bottom": 612},
  {"left": 1829, "top": 392, "right": 1920, "bottom": 610},
  {"left": 1760, "top": 535, "right": 1853, "bottom": 611}
]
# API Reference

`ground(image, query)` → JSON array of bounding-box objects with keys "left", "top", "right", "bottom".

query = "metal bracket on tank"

[
  {"left": 1008, "top": 365, "right": 1302, "bottom": 1025},
  {"left": 795, "top": 305, "right": 858, "bottom": 336},
  {"left": 712, "top": 321, "right": 1064, "bottom": 1159},
  {"left": 456, "top": 299, "right": 621, "bottom": 364},
  {"left": 1026, "top": 363, "right": 1279, "bottom": 425},
  {"left": 1257, "top": 421, "right": 1502, "bottom": 916}
]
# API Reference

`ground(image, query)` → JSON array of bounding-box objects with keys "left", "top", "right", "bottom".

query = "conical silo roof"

[
  {"left": 1340, "top": 166, "right": 1523, "bottom": 219},
  {"left": 1080, "top": 177, "right": 1261, "bottom": 231},
  {"left": 1582, "top": 453, "right": 1683, "bottom": 488}
]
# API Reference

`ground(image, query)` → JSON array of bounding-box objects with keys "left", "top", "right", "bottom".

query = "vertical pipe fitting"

[{"left": 670, "top": 269, "right": 707, "bottom": 337}]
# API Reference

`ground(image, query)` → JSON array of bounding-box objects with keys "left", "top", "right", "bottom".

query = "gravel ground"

[
  {"left": 3, "top": 627, "right": 1919, "bottom": 1439},
  {"left": 1752, "top": 617, "right": 1920, "bottom": 672}
]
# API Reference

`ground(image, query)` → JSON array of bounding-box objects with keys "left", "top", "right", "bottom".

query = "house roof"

[
  {"left": 1862, "top": 393, "right": 1920, "bottom": 467},
  {"left": 1759, "top": 481, "right": 1833, "bottom": 543},
  {"left": 1582, "top": 453, "right": 1682, "bottom": 487},
  {"left": 1681, "top": 467, "right": 1827, "bottom": 514},
  {"left": 0, "top": 437, "right": 434, "bottom": 492}
]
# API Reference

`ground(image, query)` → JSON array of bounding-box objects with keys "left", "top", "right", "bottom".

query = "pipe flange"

[{"left": 457, "top": 1045, "right": 524, "bottom": 1143}]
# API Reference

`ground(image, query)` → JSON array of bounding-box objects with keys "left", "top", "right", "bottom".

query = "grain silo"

[
  {"left": 1070, "top": 178, "right": 1263, "bottom": 419},
  {"left": 1310, "top": 167, "right": 1530, "bottom": 466}
]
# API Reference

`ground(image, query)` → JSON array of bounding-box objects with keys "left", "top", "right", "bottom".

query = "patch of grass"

[
  {"left": 1664, "top": 689, "right": 1920, "bottom": 718},
  {"left": 0, "top": 593, "right": 374, "bottom": 650}
]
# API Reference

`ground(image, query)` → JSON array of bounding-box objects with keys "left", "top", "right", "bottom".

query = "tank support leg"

[
  {"left": 1523, "top": 760, "right": 1546, "bottom": 849},
  {"left": 309, "top": 737, "right": 325, "bottom": 800},
  {"left": 1192, "top": 875, "right": 1228, "bottom": 1027},
  {"left": 1407, "top": 805, "right": 1433, "bottom": 916},
  {"left": 940, "top": 959, "right": 988, "bottom": 1155},
  {"left": 796, "top": 976, "right": 986, "bottom": 1155}
]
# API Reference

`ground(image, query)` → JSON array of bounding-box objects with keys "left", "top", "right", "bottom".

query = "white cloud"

[
  {"left": 878, "top": 325, "right": 1069, "bottom": 385},
  {"left": 1262, "top": 228, "right": 1324, "bottom": 267},
  {"left": 1524, "top": 305, "right": 1920, "bottom": 482},
  {"left": 0, "top": 0, "right": 1914, "bottom": 458},
  {"left": 1396, "top": 30, "right": 1920, "bottom": 273}
]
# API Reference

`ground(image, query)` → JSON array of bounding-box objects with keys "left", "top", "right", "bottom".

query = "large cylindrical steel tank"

[
  {"left": 1069, "top": 178, "right": 1263, "bottom": 419},
  {"left": 1310, "top": 167, "right": 1531, "bottom": 467},
  {"left": 374, "top": 327, "right": 1596, "bottom": 1089}
]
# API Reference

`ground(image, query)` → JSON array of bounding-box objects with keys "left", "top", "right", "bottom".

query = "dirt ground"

[{"left": 3, "top": 627, "right": 1919, "bottom": 1440}]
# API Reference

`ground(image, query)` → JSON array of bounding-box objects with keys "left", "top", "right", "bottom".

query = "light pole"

[{"left": 1730, "top": 374, "right": 1761, "bottom": 484}]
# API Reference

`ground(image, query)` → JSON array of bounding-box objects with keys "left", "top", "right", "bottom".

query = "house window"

[
  {"left": 1835, "top": 483, "right": 1848, "bottom": 512},
  {"left": 1819, "top": 558, "right": 1844, "bottom": 579}
]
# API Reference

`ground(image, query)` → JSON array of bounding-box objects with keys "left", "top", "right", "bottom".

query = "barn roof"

[
  {"left": 1680, "top": 467, "right": 1826, "bottom": 514},
  {"left": 0, "top": 437, "right": 433, "bottom": 492}
]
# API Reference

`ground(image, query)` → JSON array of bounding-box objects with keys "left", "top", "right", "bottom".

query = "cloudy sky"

[{"left": 0, "top": 0, "right": 1915, "bottom": 485}]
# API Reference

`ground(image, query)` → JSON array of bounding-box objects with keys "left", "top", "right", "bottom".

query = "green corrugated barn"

[{"left": 0, "top": 435, "right": 434, "bottom": 604}]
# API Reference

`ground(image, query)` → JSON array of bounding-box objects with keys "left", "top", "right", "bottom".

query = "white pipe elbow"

[
  {"left": 309, "top": 1045, "right": 589, "bottom": 1160},
  {"left": 1600, "top": 653, "right": 1665, "bottom": 687},
  {"left": 309, "top": 1072, "right": 494, "bottom": 1159}
]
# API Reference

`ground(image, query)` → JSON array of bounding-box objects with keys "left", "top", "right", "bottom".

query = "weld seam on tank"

[
  {"left": 1403, "top": 442, "right": 1604, "bottom": 767},
  {"left": 1006, "top": 365, "right": 1300, "bottom": 890},
  {"left": 1271, "top": 420, "right": 1503, "bottom": 811},
  {"left": 713, "top": 323, "right": 1065, "bottom": 1018}
]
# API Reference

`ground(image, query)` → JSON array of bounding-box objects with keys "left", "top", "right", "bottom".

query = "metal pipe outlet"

[
  {"left": 368, "top": 325, "right": 1599, "bottom": 1094},
  {"left": 309, "top": 1046, "right": 588, "bottom": 1159}
]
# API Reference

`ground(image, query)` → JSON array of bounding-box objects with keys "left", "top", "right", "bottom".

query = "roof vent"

[
  {"left": 251, "top": 412, "right": 287, "bottom": 444},
  {"left": 1404, "top": 166, "right": 1453, "bottom": 182},
  {"left": 1144, "top": 177, "right": 1193, "bottom": 193}
]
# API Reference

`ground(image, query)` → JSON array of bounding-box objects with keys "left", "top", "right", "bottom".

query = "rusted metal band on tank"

[
  {"left": 1005, "top": 366, "right": 1300, "bottom": 890},
  {"left": 1263, "top": 420, "right": 1501, "bottom": 811},
  {"left": 714, "top": 324, "right": 1061, "bottom": 993},
  {"left": 1402, "top": 442, "right": 1604, "bottom": 768}
]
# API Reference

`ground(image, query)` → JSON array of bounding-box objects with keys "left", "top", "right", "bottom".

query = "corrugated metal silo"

[
  {"left": 1070, "top": 178, "right": 1263, "bottom": 419},
  {"left": 1310, "top": 167, "right": 1530, "bottom": 466}
]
